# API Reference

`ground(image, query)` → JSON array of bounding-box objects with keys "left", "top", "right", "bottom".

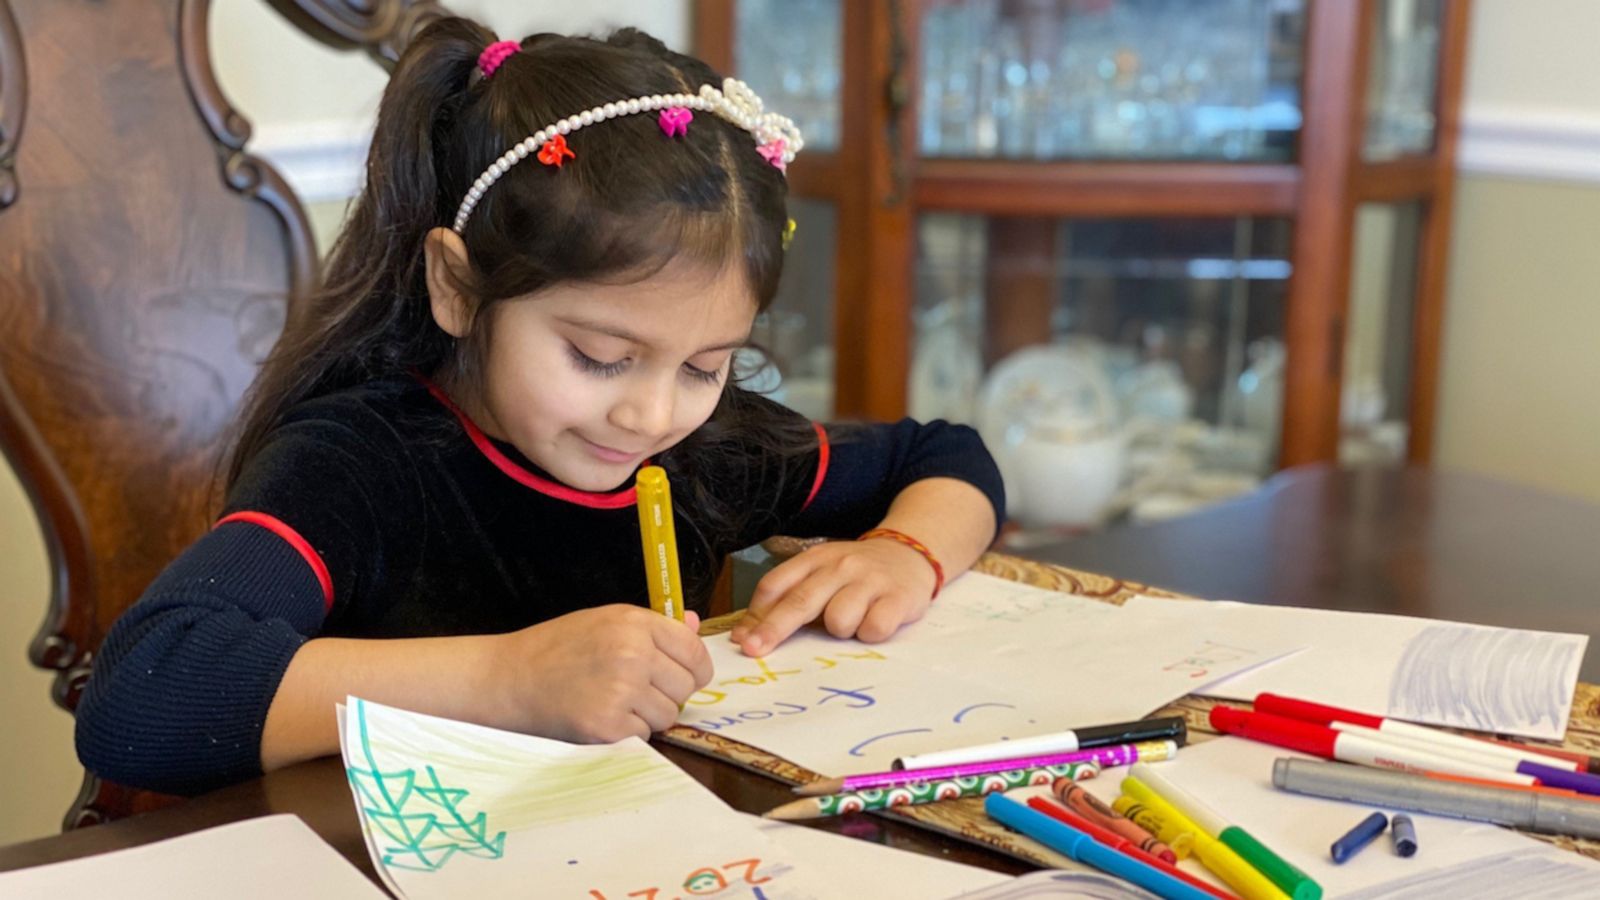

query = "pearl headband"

[{"left": 451, "top": 76, "right": 804, "bottom": 233}]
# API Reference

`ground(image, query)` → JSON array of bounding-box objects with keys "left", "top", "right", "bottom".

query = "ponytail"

[{"left": 226, "top": 17, "right": 495, "bottom": 486}]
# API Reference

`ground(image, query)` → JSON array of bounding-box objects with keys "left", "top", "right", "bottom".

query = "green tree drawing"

[{"left": 346, "top": 699, "right": 508, "bottom": 872}]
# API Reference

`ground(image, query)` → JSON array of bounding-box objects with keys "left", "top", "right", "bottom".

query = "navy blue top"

[{"left": 74, "top": 376, "right": 1005, "bottom": 795}]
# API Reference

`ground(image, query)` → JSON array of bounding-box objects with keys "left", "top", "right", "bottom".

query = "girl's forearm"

[{"left": 260, "top": 632, "right": 502, "bottom": 772}]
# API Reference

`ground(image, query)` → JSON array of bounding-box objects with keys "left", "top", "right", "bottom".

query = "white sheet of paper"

[
  {"left": 1121, "top": 596, "right": 1589, "bottom": 739},
  {"left": 338, "top": 697, "right": 834, "bottom": 899},
  {"left": 682, "top": 573, "right": 1300, "bottom": 775},
  {"left": 0, "top": 814, "right": 385, "bottom": 900},
  {"left": 752, "top": 816, "right": 1012, "bottom": 898},
  {"left": 1018, "top": 736, "right": 1600, "bottom": 897},
  {"left": 949, "top": 869, "right": 1159, "bottom": 898}
]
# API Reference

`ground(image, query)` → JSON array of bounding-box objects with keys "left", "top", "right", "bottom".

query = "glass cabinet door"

[
  {"left": 733, "top": 0, "right": 842, "bottom": 152},
  {"left": 745, "top": 198, "right": 838, "bottom": 420},
  {"left": 731, "top": 1, "right": 842, "bottom": 419},
  {"left": 912, "top": 213, "right": 1293, "bottom": 534},
  {"left": 918, "top": 0, "right": 1307, "bottom": 161},
  {"left": 1341, "top": 202, "right": 1421, "bottom": 465},
  {"left": 1363, "top": 0, "right": 1443, "bottom": 160}
]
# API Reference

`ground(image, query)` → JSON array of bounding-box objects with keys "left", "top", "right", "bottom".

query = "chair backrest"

[{"left": 0, "top": 0, "right": 446, "bottom": 829}]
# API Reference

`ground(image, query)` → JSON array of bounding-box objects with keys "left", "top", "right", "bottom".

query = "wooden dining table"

[
  {"left": 1027, "top": 464, "right": 1600, "bottom": 682},
  {"left": 3, "top": 464, "right": 1597, "bottom": 886}
]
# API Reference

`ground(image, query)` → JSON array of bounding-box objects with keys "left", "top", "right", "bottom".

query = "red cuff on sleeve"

[
  {"left": 215, "top": 511, "right": 335, "bottom": 612},
  {"left": 802, "top": 422, "right": 830, "bottom": 511}
]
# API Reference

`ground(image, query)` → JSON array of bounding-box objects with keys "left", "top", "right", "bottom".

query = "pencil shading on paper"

[
  {"left": 1388, "top": 623, "right": 1588, "bottom": 736},
  {"left": 1339, "top": 848, "right": 1600, "bottom": 899},
  {"left": 1123, "top": 595, "right": 1589, "bottom": 739}
]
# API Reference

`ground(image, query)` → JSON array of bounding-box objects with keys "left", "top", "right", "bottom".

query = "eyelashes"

[
  {"left": 567, "top": 344, "right": 628, "bottom": 378},
  {"left": 566, "top": 344, "right": 723, "bottom": 385}
]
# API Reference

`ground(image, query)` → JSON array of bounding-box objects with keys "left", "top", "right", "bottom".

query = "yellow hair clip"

[{"left": 782, "top": 218, "right": 797, "bottom": 250}]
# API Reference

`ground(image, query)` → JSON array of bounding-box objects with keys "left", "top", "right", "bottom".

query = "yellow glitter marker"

[
  {"left": 1119, "top": 777, "right": 1289, "bottom": 900},
  {"left": 635, "top": 466, "right": 685, "bottom": 621}
]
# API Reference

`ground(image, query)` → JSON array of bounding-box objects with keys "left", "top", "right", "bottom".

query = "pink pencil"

[{"left": 793, "top": 740, "right": 1177, "bottom": 796}]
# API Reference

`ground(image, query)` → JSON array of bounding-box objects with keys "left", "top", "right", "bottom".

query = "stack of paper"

[
  {"left": 680, "top": 573, "right": 1302, "bottom": 775},
  {"left": 1121, "top": 597, "right": 1589, "bottom": 739}
]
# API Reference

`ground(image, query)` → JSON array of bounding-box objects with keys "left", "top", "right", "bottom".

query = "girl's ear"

[{"left": 424, "top": 227, "right": 476, "bottom": 338}]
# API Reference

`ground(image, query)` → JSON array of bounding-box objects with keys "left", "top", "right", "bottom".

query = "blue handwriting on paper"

[
  {"left": 684, "top": 685, "right": 878, "bottom": 732},
  {"left": 849, "top": 702, "right": 1024, "bottom": 758}
]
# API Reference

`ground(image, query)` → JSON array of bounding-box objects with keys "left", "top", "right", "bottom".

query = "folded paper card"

[{"left": 338, "top": 697, "right": 832, "bottom": 899}]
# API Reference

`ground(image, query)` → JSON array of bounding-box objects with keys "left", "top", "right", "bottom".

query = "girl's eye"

[
  {"left": 567, "top": 345, "right": 628, "bottom": 378},
  {"left": 682, "top": 362, "right": 723, "bottom": 385}
]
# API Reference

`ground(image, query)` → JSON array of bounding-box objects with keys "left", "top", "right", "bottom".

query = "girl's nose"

[{"left": 610, "top": 372, "right": 675, "bottom": 438}]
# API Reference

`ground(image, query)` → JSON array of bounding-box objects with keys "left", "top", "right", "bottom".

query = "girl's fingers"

[
  {"left": 733, "top": 554, "right": 819, "bottom": 643},
  {"left": 735, "top": 568, "right": 842, "bottom": 656},
  {"left": 649, "top": 653, "right": 700, "bottom": 706},
  {"left": 635, "top": 687, "right": 682, "bottom": 734},
  {"left": 819, "top": 583, "right": 879, "bottom": 640},
  {"left": 648, "top": 613, "right": 714, "bottom": 686},
  {"left": 857, "top": 592, "right": 926, "bottom": 643}
]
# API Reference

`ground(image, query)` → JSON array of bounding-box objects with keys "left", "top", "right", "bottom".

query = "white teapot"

[{"left": 978, "top": 345, "right": 1126, "bottom": 529}]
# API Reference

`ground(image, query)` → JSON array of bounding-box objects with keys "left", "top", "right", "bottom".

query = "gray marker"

[
  {"left": 1391, "top": 814, "right": 1417, "bottom": 857},
  {"left": 1272, "top": 758, "right": 1600, "bottom": 840}
]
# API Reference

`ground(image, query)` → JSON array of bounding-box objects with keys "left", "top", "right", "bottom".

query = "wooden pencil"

[{"left": 765, "top": 761, "right": 1101, "bottom": 820}]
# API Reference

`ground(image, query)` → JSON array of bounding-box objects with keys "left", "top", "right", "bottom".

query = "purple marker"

[
  {"left": 1519, "top": 760, "right": 1600, "bottom": 796},
  {"left": 793, "top": 739, "right": 1177, "bottom": 797}
]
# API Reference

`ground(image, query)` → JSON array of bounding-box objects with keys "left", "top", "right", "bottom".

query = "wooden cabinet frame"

[{"left": 697, "top": 0, "right": 1470, "bottom": 465}]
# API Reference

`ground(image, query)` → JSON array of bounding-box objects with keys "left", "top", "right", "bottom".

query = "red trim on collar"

[
  {"left": 215, "top": 512, "right": 335, "bottom": 612},
  {"left": 417, "top": 375, "right": 639, "bottom": 510},
  {"left": 802, "top": 422, "right": 829, "bottom": 511}
]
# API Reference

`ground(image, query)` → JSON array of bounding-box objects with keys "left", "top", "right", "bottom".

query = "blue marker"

[
  {"left": 1391, "top": 814, "right": 1418, "bottom": 857},
  {"left": 1331, "top": 812, "right": 1388, "bottom": 863},
  {"left": 984, "top": 793, "right": 1215, "bottom": 900}
]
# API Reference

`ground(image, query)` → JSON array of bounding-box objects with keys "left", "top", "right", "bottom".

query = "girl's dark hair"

[{"left": 228, "top": 17, "right": 813, "bottom": 609}]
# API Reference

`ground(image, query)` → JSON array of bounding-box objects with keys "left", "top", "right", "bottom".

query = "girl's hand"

[
  {"left": 730, "top": 538, "right": 937, "bottom": 656},
  {"left": 486, "top": 604, "right": 712, "bottom": 743}
]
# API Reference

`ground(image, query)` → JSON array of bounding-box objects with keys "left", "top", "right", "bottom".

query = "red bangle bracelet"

[{"left": 858, "top": 527, "right": 945, "bottom": 599}]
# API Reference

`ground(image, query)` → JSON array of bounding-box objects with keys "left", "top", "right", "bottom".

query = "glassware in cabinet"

[
  {"left": 744, "top": 198, "right": 838, "bottom": 421},
  {"left": 1364, "top": 0, "right": 1443, "bottom": 160},
  {"left": 912, "top": 213, "right": 1293, "bottom": 530},
  {"left": 917, "top": 0, "right": 1307, "bottom": 162},
  {"left": 733, "top": 0, "right": 842, "bottom": 151}
]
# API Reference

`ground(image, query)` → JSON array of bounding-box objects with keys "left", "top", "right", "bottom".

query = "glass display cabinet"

[{"left": 697, "top": 0, "right": 1471, "bottom": 533}]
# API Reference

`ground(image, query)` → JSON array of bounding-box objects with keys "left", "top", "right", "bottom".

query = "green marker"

[{"left": 1129, "top": 762, "right": 1323, "bottom": 900}]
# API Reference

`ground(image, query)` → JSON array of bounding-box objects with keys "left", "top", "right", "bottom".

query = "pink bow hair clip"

[
  {"left": 658, "top": 107, "right": 693, "bottom": 138},
  {"left": 756, "top": 139, "right": 788, "bottom": 172}
]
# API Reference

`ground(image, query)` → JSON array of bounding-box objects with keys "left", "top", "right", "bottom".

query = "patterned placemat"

[{"left": 665, "top": 553, "right": 1600, "bottom": 868}]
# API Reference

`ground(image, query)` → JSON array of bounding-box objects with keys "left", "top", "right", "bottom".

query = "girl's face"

[{"left": 451, "top": 259, "right": 758, "bottom": 492}]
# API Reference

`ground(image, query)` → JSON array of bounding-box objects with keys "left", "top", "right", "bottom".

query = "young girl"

[{"left": 75, "top": 17, "right": 1003, "bottom": 796}]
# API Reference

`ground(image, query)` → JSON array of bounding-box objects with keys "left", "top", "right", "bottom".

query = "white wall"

[
  {"left": 214, "top": 0, "right": 689, "bottom": 206},
  {"left": 1436, "top": 0, "right": 1600, "bottom": 501}
]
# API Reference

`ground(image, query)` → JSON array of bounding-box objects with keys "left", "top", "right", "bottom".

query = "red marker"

[
  {"left": 1210, "top": 706, "right": 1540, "bottom": 787},
  {"left": 1025, "top": 797, "right": 1238, "bottom": 900},
  {"left": 1254, "top": 693, "right": 1587, "bottom": 774}
]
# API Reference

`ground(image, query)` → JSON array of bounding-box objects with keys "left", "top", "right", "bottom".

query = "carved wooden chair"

[{"left": 0, "top": 0, "right": 447, "bottom": 830}]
